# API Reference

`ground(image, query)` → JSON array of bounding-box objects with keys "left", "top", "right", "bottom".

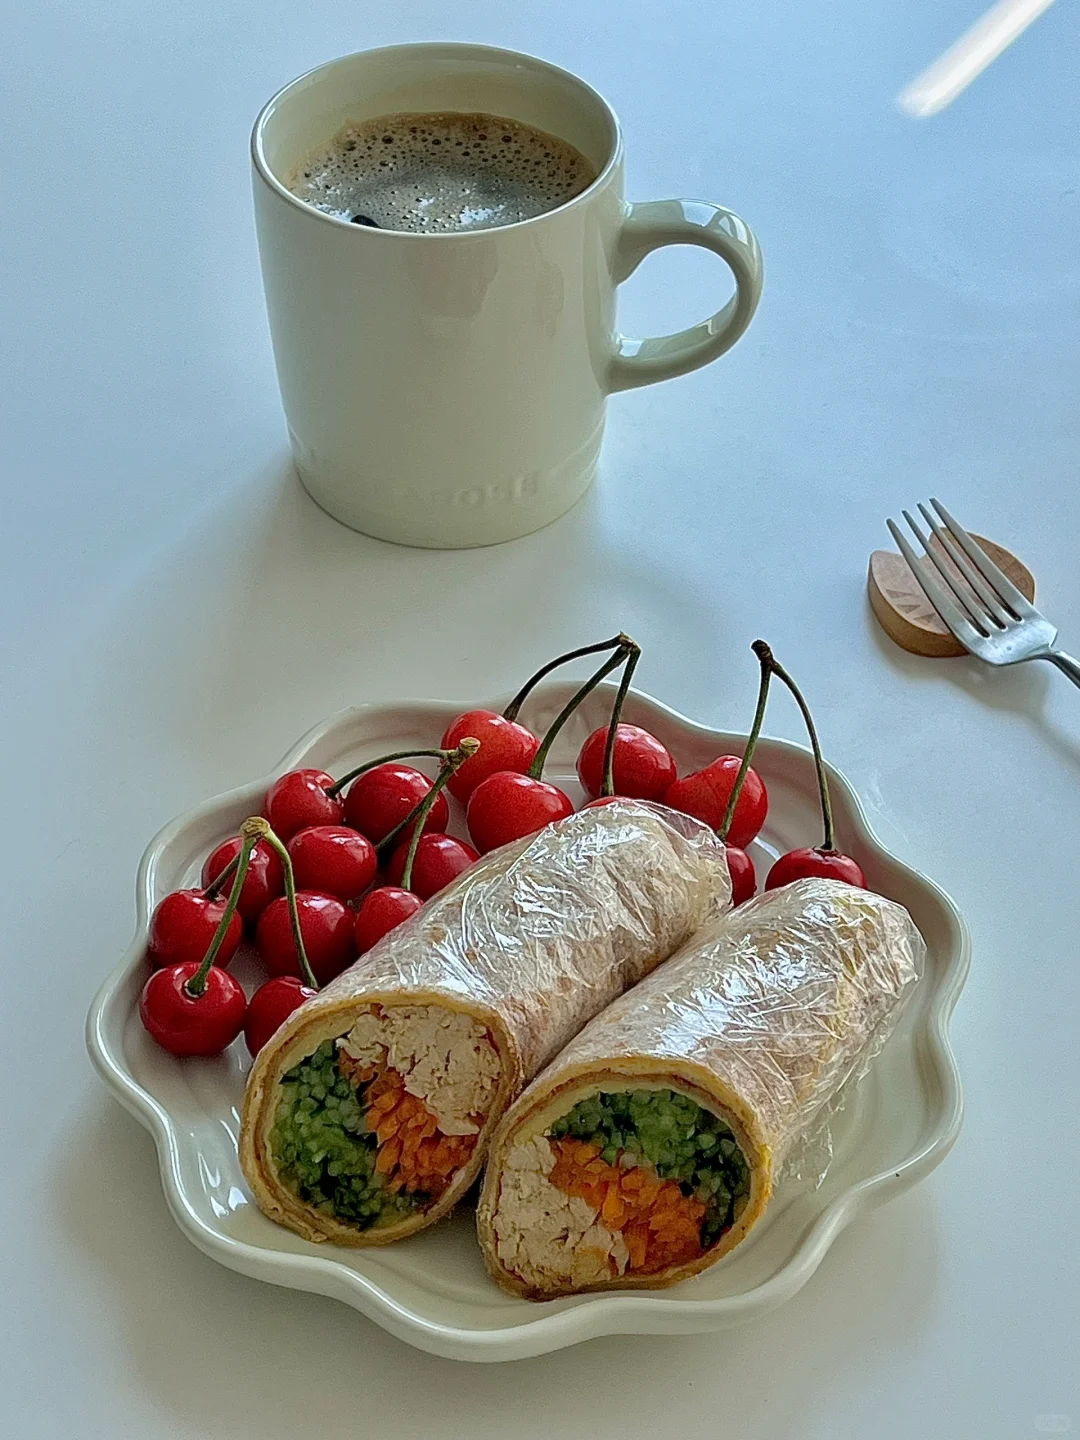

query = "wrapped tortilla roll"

[
  {"left": 240, "top": 801, "right": 731, "bottom": 1246},
  {"left": 478, "top": 878, "right": 924, "bottom": 1298}
]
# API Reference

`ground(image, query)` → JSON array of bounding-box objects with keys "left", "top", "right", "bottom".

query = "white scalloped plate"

[{"left": 86, "top": 683, "right": 969, "bottom": 1361}]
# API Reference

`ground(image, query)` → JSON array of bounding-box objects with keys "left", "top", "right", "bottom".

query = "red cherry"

[
  {"left": 201, "top": 837, "right": 284, "bottom": 924},
  {"left": 244, "top": 975, "right": 317, "bottom": 1057},
  {"left": 262, "top": 768, "right": 344, "bottom": 841},
  {"left": 663, "top": 757, "right": 768, "bottom": 849},
  {"left": 287, "top": 825, "right": 377, "bottom": 902},
  {"left": 147, "top": 889, "right": 242, "bottom": 971},
  {"left": 139, "top": 962, "right": 247, "bottom": 1056},
  {"left": 440, "top": 710, "right": 539, "bottom": 802},
  {"left": 343, "top": 764, "right": 450, "bottom": 845},
  {"left": 354, "top": 887, "right": 423, "bottom": 953},
  {"left": 386, "top": 832, "right": 479, "bottom": 899},
  {"left": 466, "top": 771, "right": 574, "bottom": 854},
  {"left": 576, "top": 724, "right": 677, "bottom": 801},
  {"left": 256, "top": 891, "right": 355, "bottom": 985},
  {"left": 765, "top": 847, "right": 866, "bottom": 891},
  {"left": 726, "top": 846, "right": 757, "bottom": 905}
]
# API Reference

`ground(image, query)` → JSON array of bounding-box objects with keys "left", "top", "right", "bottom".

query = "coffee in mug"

[
  {"left": 288, "top": 111, "right": 597, "bottom": 233},
  {"left": 253, "top": 44, "right": 763, "bottom": 547}
]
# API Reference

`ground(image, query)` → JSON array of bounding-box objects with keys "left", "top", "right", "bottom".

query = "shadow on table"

[
  {"left": 55, "top": 1094, "right": 944, "bottom": 1440},
  {"left": 866, "top": 599, "right": 1080, "bottom": 778},
  {"left": 93, "top": 453, "right": 737, "bottom": 789}
]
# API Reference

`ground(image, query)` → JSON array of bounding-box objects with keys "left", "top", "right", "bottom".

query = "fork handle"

[{"left": 1045, "top": 652, "right": 1080, "bottom": 689}]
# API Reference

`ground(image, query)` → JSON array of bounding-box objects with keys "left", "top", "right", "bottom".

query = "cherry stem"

[
  {"left": 758, "top": 641, "right": 836, "bottom": 852},
  {"left": 202, "top": 849, "right": 239, "bottom": 900},
  {"left": 599, "top": 643, "right": 642, "bottom": 797},
  {"left": 184, "top": 823, "right": 258, "bottom": 998},
  {"left": 372, "top": 739, "right": 477, "bottom": 859},
  {"left": 326, "top": 748, "right": 462, "bottom": 799},
  {"left": 502, "top": 634, "right": 630, "bottom": 723},
  {"left": 399, "top": 740, "right": 479, "bottom": 890},
  {"left": 252, "top": 818, "right": 320, "bottom": 990},
  {"left": 527, "top": 640, "right": 635, "bottom": 780},
  {"left": 719, "top": 642, "right": 773, "bottom": 841}
]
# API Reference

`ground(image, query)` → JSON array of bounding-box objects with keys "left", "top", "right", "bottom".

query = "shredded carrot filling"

[
  {"left": 548, "top": 1137, "right": 706, "bottom": 1274},
  {"left": 338, "top": 1051, "right": 478, "bottom": 1200}
]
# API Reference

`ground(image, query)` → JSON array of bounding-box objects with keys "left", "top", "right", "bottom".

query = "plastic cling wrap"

[
  {"left": 478, "top": 878, "right": 924, "bottom": 1298},
  {"left": 240, "top": 801, "right": 732, "bottom": 1246}
]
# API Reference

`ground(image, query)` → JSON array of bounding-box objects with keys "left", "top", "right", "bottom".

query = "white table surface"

[{"left": 3, "top": 0, "right": 1078, "bottom": 1434}]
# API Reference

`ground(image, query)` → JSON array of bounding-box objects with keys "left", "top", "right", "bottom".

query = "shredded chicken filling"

[
  {"left": 271, "top": 1008, "right": 500, "bottom": 1229},
  {"left": 492, "top": 1087, "right": 750, "bottom": 1289}
]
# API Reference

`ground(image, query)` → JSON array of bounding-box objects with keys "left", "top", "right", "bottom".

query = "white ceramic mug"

[{"left": 252, "top": 43, "right": 763, "bottom": 548}]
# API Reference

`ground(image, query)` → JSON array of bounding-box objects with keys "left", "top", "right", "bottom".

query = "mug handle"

[{"left": 606, "top": 199, "right": 763, "bottom": 393}]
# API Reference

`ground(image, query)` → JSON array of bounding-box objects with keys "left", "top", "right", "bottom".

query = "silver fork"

[{"left": 887, "top": 499, "right": 1080, "bottom": 689}]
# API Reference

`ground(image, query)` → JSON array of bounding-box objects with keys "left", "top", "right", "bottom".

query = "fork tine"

[
  {"left": 916, "top": 503, "right": 1012, "bottom": 627},
  {"left": 886, "top": 519, "right": 985, "bottom": 646},
  {"left": 929, "top": 499, "right": 1034, "bottom": 619},
  {"left": 901, "top": 510, "right": 992, "bottom": 634}
]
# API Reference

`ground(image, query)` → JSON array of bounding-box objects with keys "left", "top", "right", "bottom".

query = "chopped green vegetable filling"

[
  {"left": 549, "top": 1087, "right": 750, "bottom": 1247},
  {"left": 270, "top": 1039, "right": 425, "bottom": 1228}
]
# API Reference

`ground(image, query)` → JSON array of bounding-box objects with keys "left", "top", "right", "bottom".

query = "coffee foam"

[{"left": 288, "top": 111, "right": 596, "bottom": 233}]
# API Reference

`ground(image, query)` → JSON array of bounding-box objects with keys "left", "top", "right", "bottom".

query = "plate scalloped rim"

[{"left": 86, "top": 685, "right": 970, "bottom": 1361}]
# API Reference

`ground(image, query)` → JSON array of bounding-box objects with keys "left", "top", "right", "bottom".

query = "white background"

[{"left": 2, "top": 1, "right": 1078, "bottom": 1435}]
